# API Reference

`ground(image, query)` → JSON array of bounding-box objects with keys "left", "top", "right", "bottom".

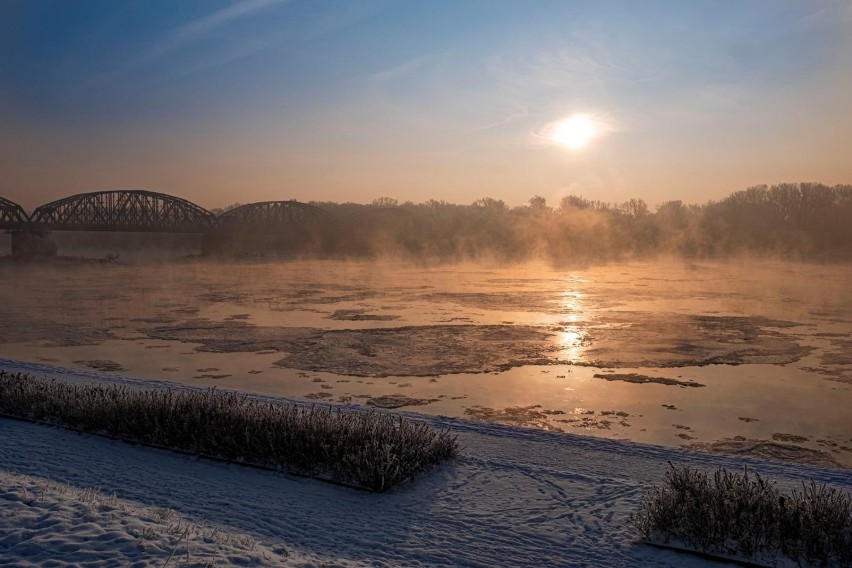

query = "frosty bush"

[
  {"left": 0, "top": 371, "right": 460, "bottom": 491},
  {"left": 631, "top": 462, "right": 852, "bottom": 567}
]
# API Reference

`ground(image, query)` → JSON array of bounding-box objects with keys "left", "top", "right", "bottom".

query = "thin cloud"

[
  {"left": 475, "top": 104, "right": 533, "bottom": 131},
  {"left": 139, "top": 36, "right": 281, "bottom": 87},
  {"left": 82, "top": 0, "right": 292, "bottom": 89},
  {"left": 368, "top": 53, "right": 449, "bottom": 84},
  {"left": 488, "top": 49, "right": 605, "bottom": 91},
  {"left": 138, "top": 0, "right": 292, "bottom": 64}
]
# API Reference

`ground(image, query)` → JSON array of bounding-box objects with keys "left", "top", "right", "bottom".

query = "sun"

[{"left": 548, "top": 114, "right": 597, "bottom": 150}]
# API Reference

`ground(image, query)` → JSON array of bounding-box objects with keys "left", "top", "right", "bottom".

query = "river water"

[{"left": 1, "top": 257, "right": 850, "bottom": 467}]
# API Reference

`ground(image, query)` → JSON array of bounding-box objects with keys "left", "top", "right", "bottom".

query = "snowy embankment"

[{"left": 1, "top": 359, "right": 851, "bottom": 567}]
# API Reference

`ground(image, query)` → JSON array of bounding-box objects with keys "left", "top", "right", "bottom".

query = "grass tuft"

[
  {"left": 0, "top": 371, "right": 460, "bottom": 491},
  {"left": 631, "top": 462, "right": 852, "bottom": 567}
]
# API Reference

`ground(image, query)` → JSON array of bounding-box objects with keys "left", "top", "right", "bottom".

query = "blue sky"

[{"left": 1, "top": 0, "right": 850, "bottom": 209}]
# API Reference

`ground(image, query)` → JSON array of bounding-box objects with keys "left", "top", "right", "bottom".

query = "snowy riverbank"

[{"left": 1, "top": 361, "right": 851, "bottom": 567}]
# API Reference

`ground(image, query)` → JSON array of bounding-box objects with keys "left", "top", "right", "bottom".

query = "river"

[{"left": 1, "top": 257, "right": 849, "bottom": 467}]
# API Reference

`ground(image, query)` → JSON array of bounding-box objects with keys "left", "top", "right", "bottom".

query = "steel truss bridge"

[
  {"left": 0, "top": 190, "right": 363, "bottom": 256},
  {"left": 0, "top": 197, "right": 29, "bottom": 230},
  {"left": 29, "top": 191, "right": 216, "bottom": 233},
  {"left": 217, "top": 201, "right": 336, "bottom": 233},
  {"left": 0, "top": 190, "right": 340, "bottom": 234}
]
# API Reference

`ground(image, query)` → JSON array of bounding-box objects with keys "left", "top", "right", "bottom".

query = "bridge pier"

[{"left": 10, "top": 229, "right": 57, "bottom": 258}]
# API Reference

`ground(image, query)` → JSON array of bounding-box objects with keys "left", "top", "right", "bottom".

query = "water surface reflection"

[{"left": 0, "top": 258, "right": 849, "bottom": 468}]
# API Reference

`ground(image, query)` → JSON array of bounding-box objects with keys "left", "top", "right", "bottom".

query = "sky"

[{"left": 1, "top": 0, "right": 851, "bottom": 211}]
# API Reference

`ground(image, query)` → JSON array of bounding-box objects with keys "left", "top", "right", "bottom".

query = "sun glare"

[{"left": 550, "top": 114, "right": 597, "bottom": 149}]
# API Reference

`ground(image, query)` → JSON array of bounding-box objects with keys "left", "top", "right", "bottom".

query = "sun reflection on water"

[
  {"left": 559, "top": 329, "right": 583, "bottom": 361},
  {"left": 559, "top": 282, "right": 587, "bottom": 361}
]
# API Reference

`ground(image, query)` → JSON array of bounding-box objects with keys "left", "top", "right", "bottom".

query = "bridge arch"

[
  {"left": 30, "top": 190, "right": 215, "bottom": 232},
  {"left": 0, "top": 197, "right": 29, "bottom": 229},
  {"left": 205, "top": 200, "right": 337, "bottom": 255},
  {"left": 216, "top": 200, "right": 337, "bottom": 233}
]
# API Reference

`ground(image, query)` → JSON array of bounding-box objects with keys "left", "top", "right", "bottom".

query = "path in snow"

[
  {"left": 2, "top": 413, "right": 851, "bottom": 567},
  {"left": 1, "top": 360, "right": 851, "bottom": 567}
]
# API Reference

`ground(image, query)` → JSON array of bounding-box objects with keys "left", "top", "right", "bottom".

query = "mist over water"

[
  {"left": 2, "top": 184, "right": 851, "bottom": 468},
  {"left": 0, "top": 254, "right": 849, "bottom": 468},
  {"left": 5, "top": 182, "right": 851, "bottom": 262}
]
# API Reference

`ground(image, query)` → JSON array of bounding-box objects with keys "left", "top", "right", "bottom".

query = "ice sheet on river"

[{"left": 145, "top": 312, "right": 811, "bottom": 376}]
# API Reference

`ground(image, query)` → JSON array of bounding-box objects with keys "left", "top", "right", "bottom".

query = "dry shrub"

[
  {"left": 631, "top": 462, "right": 852, "bottom": 567},
  {"left": 0, "top": 371, "right": 459, "bottom": 491}
]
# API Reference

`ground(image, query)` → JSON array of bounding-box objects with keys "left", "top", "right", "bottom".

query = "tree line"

[{"left": 214, "top": 183, "right": 852, "bottom": 261}]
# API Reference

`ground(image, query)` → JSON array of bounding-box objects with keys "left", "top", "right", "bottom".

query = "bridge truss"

[
  {"left": 0, "top": 197, "right": 29, "bottom": 230},
  {"left": 217, "top": 201, "right": 337, "bottom": 233},
  {"left": 29, "top": 190, "right": 216, "bottom": 232}
]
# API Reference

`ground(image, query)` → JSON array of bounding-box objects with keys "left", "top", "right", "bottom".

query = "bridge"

[
  {"left": 0, "top": 191, "right": 343, "bottom": 234},
  {"left": 0, "top": 197, "right": 30, "bottom": 230},
  {"left": 204, "top": 200, "right": 340, "bottom": 255},
  {"left": 27, "top": 190, "right": 217, "bottom": 233},
  {"left": 216, "top": 200, "right": 336, "bottom": 233},
  {"left": 0, "top": 190, "right": 413, "bottom": 256}
]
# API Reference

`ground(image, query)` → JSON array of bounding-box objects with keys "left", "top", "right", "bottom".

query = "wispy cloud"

[
  {"left": 82, "top": 0, "right": 292, "bottom": 89},
  {"left": 797, "top": 0, "right": 852, "bottom": 29},
  {"left": 138, "top": 0, "right": 292, "bottom": 65},
  {"left": 488, "top": 49, "right": 605, "bottom": 92},
  {"left": 475, "top": 104, "right": 532, "bottom": 131},
  {"left": 362, "top": 52, "right": 462, "bottom": 127},
  {"left": 369, "top": 53, "right": 445, "bottom": 83},
  {"left": 141, "top": 35, "right": 283, "bottom": 86}
]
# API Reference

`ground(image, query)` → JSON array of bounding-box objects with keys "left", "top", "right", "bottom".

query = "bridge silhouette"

[
  {"left": 27, "top": 190, "right": 217, "bottom": 233},
  {"left": 1, "top": 190, "right": 337, "bottom": 233},
  {"left": 0, "top": 197, "right": 30, "bottom": 230},
  {"left": 0, "top": 190, "right": 344, "bottom": 256},
  {"left": 217, "top": 200, "right": 336, "bottom": 233}
]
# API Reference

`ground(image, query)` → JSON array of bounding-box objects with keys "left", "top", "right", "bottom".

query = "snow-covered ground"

[{"left": 2, "top": 360, "right": 851, "bottom": 567}]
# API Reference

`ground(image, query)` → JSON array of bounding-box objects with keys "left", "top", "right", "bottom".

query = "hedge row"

[
  {"left": 632, "top": 462, "right": 852, "bottom": 567},
  {"left": 0, "top": 371, "right": 459, "bottom": 491}
]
